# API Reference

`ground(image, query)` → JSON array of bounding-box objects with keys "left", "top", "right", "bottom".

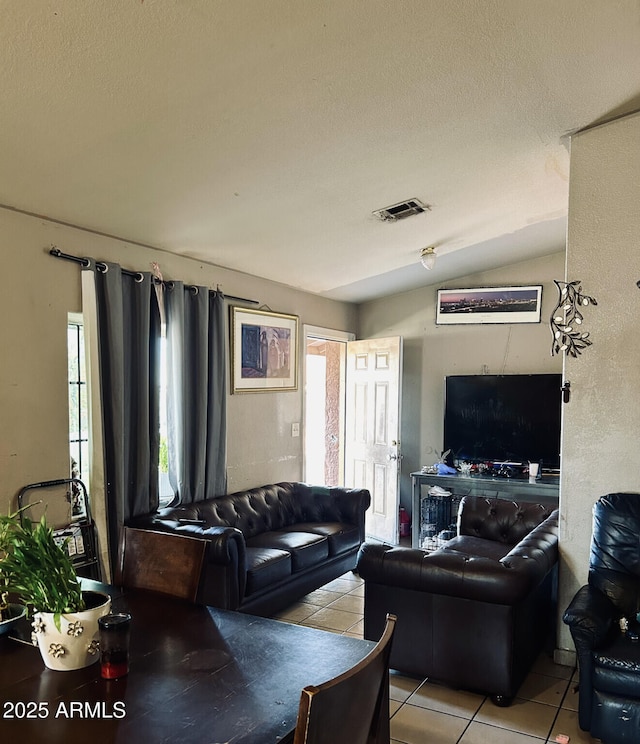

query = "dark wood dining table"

[{"left": 0, "top": 580, "right": 386, "bottom": 743}]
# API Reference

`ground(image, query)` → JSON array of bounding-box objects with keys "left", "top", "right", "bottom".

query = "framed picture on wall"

[
  {"left": 436, "top": 285, "right": 543, "bottom": 325},
  {"left": 231, "top": 307, "right": 299, "bottom": 393}
]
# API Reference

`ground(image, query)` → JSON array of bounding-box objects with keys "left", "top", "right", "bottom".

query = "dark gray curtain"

[
  {"left": 165, "top": 284, "right": 227, "bottom": 503},
  {"left": 93, "top": 262, "right": 160, "bottom": 569}
]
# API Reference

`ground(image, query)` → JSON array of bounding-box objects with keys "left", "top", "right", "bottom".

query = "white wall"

[
  {"left": 0, "top": 208, "right": 357, "bottom": 515},
  {"left": 357, "top": 252, "right": 565, "bottom": 510},
  {"left": 557, "top": 111, "right": 640, "bottom": 659}
]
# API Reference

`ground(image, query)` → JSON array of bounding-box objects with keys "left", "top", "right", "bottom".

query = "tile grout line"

[{"left": 542, "top": 669, "right": 577, "bottom": 744}]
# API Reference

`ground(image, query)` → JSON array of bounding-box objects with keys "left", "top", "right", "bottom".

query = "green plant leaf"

[{"left": 0, "top": 506, "right": 84, "bottom": 614}]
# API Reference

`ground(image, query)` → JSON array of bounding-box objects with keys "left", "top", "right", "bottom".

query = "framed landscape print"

[
  {"left": 436, "top": 285, "right": 543, "bottom": 325},
  {"left": 231, "top": 307, "right": 299, "bottom": 392}
]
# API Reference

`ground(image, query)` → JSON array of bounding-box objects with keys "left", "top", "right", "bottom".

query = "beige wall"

[
  {"left": 557, "top": 111, "right": 640, "bottom": 659},
  {"left": 357, "top": 252, "right": 565, "bottom": 510},
  {"left": 0, "top": 208, "right": 357, "bottom": 515}
]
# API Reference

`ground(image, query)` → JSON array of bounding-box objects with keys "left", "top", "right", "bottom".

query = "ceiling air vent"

[{"left": 372, "top": 198, "right": 430, "bottom": 222}]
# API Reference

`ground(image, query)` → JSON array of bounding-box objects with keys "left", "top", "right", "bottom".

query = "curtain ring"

[
  {"left": 191, "top": 286, "right": 199, "bottom": 296},
  {"left": 166, "top": 281, "right": 175, "bottom": 291},
  {"left": 97, "top": 262, "right": 109, "bottom": 273},
  {"left": 134, "top": 272, "right": 144, "bottom": 283}
]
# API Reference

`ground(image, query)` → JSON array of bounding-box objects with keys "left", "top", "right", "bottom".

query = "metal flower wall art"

[{"left": 550, "top": 280, "right": 598, "bottom": 357}]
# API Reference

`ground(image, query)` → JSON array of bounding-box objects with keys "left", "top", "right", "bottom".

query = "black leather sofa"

[
  {"left": 563, "top": 492, "right": 640, "bottom": 744},
  {"left": 130, "top": 481, "right": 370, "bottom": 616},
  {"left": 356, "top": 496, "right": 559, "bottom": 704}
]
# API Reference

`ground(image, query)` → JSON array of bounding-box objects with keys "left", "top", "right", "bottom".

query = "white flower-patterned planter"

[{"left": 32, "top": 591, "right": 111, "bottom": 671}]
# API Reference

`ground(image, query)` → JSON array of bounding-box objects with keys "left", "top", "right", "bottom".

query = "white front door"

[{"left": 344, "top": 336, "right": 402, "bottom": 544}]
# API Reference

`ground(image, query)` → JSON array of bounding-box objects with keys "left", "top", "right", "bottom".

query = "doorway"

[
  {"left": 304, "top": 326, "right": 403, "bottom": 544},
  {"left": 303, "top": 326, "right": 353, "bottom": 486}
]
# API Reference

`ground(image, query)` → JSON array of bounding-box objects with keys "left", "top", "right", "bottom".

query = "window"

[
  {"left": 67, "top": 315, "right": 89, "bottom": 517},
  {"left": 68, "top": 315, "right": 174, "bottom": 510},
  {"left": 158, "top": 334, "right": 174, "bottom": 507}
]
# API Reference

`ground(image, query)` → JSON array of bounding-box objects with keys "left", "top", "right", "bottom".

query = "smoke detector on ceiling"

[{"left": 372, "top": 198, "right": 430, "bottom": 222}]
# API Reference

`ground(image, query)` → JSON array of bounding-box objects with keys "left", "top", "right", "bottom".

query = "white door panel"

[{"left": 345, "top": 337, "right": 402, "bottom": 544}]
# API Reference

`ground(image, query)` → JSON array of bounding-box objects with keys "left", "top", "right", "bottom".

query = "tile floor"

[{"left": 271, "top": 571, "right": 601, "bottom": 744}]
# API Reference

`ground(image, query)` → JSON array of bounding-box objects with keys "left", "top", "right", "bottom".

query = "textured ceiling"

[{"left": 2, "top": 1, "right": 640, "bottom": 302}]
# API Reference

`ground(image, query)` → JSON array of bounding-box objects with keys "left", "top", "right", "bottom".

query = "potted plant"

[{"left": 0, "top": 507, "right": 110, "bottom": 670}]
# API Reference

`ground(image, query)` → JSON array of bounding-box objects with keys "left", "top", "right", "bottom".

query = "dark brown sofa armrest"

[
  {"left": 358, "top": 543, "right": 545, "bottom": 603},
  {"left": 328, "top": 485, "right": 371, "bottom": 523},
  {"left": 127, "top": 517, "right": 247, "bottom": 607},
  {"left": 357, "top": 509, "right": 558, "bottom": 605},
  {"left": 287, "top": 483, "right": 370, "bottom": 531},
  {"left": 146, "top": 520, "right": 246, "bottom": 564},
  {"left": 501, "top": 509, "right": 559, "bottom": 576}
]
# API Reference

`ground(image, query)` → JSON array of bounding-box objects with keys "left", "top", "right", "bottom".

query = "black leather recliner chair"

[{"left": 563, "top": 492, "right": 640, "bottom": 744}]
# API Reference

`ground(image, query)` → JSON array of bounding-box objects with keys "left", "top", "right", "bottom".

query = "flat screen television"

[{"left": 443, "top": 374, "right": 562, "bottom": 470}]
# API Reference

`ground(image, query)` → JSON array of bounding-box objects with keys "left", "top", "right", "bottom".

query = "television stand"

[{"left": 410, "top": 471, "right": 559, "bottom": 549}]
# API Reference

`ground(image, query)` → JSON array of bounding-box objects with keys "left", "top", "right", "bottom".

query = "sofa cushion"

[
  {"left": 279, "top": 523, "right": 360, "bottom": 556},
  {"left": 442, "top": 535, "right": 511, "bottom": 562},
  {"left": 247, "top": 531, "right": 329, "bottom": 571},
  {"left": 245, "top": 547, "right": 291, "bottom": 595}
]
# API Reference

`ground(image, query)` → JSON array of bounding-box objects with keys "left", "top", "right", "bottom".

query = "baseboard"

[{"left": 554, "top": 647, "right": 577, "bottom": 668}]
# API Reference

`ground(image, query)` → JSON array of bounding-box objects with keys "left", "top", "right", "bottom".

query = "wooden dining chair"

[
  {"left": 115, "top": 527, "right": 208, "bottom": 602},
  {"left": 293, "top": 613, "right": 396, "bottom": 744}
]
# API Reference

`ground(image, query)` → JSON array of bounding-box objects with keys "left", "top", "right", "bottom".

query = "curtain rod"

[{"left": 49, "top": 247, "right": 259, "bottom": 305}]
